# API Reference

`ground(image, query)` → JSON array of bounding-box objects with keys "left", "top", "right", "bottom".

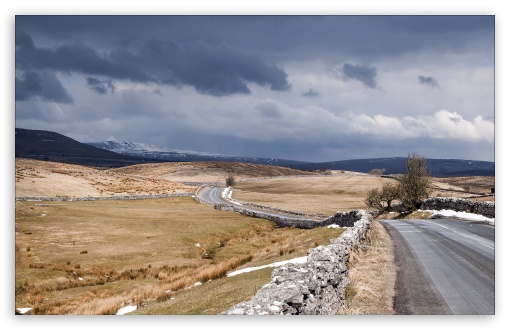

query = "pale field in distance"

[
  {"left": 232, "top": 175, "right": 394, "bottom": 215},
  {"left": 232, "top": 174, "right": 495, "bottom": 215}
]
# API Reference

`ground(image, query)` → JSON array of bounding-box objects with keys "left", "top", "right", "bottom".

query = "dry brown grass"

[
  {"left": 111, "top": 161, "right": 316, "bottom": 184},
  {"left": 232, "top": 175, "right": 495, "bottom": 215},
  {"left": 232, "top": 175, "right": 396, "bottom": 214},
  {"left": 339, "top": 220, "right": 396, "bottom": 315},
  {"left": 430, "top": 176, "right": 495, "bottom": 202},
  {"left": 15, "top": 197, "right": 343, "bottom": 314},
  {"left": 15, "top": 158, "right": 194, "bottom": 198}
]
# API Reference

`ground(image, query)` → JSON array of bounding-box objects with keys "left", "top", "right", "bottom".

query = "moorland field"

[{"left": 14, "top": 158, "right": 494, "bottom": 314}]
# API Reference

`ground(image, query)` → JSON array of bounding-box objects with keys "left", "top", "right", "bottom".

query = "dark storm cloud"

[
  {"left": 418, "top": 75, "right": 440, "bottom": 89},
  {"left": 15, "top": 71, "right": 73, "bottom": 104},
  {"left": 302, "top": 89, "right": 320, "bottom": 98},
  {"left": 15, "top": 16, "right": 494, "bottom": 62},
  {"left": 15, "top": 31, "right": 151, "bottom": 82},
  {"left": 86, "top": 77, "right": 116, "bottom": 95},
  {"left": 15, "top": 31, "right": 291, "bottom": 97},
  {"left": 337, "top": 63, "right": 378, "bottom": 89}
]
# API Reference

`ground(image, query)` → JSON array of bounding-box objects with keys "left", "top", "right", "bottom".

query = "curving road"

[
  {"left": 380, "top": 219, "right": 495, "bottom": 315},
  {"left": 197, "top": 186, "right": 318, "bottom": 221},
  {"left": 198, "top": 186, "right": 226, "bottom": 205}
]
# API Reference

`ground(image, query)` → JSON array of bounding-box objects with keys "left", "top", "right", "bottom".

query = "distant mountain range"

[
  {"left": 86, "top": 140, "right": 309, "bottom": 167},
  {"left": 301, "top": 157, "right": 495, "bottom": 177},
  {"left": 15, "top": 128, "right": 495, "bottom": 177}
]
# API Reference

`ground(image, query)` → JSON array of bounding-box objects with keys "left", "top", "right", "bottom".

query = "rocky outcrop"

[{"left": 221, "top": 210, "right": 372, "bottom": 315}]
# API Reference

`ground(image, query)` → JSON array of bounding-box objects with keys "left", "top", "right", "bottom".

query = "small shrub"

[
  {"left": 80, "top": 250, "right": 88, "bottom": 254},
  {"left": 225, "top": 175, "right": 236, "bottom": 187}
]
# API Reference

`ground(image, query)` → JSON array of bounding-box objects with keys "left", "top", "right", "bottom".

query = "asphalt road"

[
  {"left": 197, "top": 186, "right": 318, "bottom": 220},
  {"left": 380, "top": 219, "right": 495, "bottom": 315},
  {"left": 198, "top": 186, "right": 226, "bottom": 205}
]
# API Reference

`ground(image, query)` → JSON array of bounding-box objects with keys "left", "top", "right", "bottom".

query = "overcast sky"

[{"left": 14, "top": 15, "right": 495, "bottom": 162}]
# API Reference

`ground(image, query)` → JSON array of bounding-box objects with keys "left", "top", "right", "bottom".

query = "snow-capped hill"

[
  {"left": 87, "top": 140, "right": 232, "bottom": 158},
  {"left": 86, "top": 140, "right": 310, "bottom": 167},
  {"left": 88, "top": 141, "right": 170, "bottom": 153}
]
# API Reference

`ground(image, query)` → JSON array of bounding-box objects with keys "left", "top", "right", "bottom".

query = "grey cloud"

[
  {"left": 15, "top": 16, "right": 494, "bottom": 63},
  {"left": 302, "top": 88, "right": 320, "bottom": 98},
  {"left": 15, "top": 31, "right": 291, "bottom": 97},
  {"left": 418, "top": 75, "right": 440, "bottom": 89},
  {"left": 15, "top": 31, "right": 157, "bottom": 82},
  {"left": 86, "top": 77, "right": 116, "bottom": 95},
  {"left": 338, "top": 63, "right": 378, "bottom": 89},
  {"left": 256, "top": 102, "right": 282, "bottom": 119},
  {"left": 15, "top": 71, "right": 73, "bottom": 104}
]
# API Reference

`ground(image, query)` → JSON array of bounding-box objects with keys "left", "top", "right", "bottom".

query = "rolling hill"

[
  {"left": 15, "top": 127, "right": 495, "bottom": 177},
  {"left": 86, "top": 140, "right": 310, "bottom": 167},
  {"left": 15, "top": 128, "right": 158, "bottom": 167},
  {"left": 302, "top": 157, "right": 495, "bottom": 177}
]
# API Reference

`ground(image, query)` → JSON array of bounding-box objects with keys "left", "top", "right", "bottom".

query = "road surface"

[
  {"left": 197, "top": 186, "right": 320, "bottom": 221},
  {"left": 380, "top": 219, "right": 495, "bottom": 315}
]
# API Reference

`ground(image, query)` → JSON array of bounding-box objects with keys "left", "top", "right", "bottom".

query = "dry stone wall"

[
  {"left": 390, "top": 197, "right": 495, "bottom": 219},
  {"left": 420, "top": 197, "right": 495, "bottom": 218},
  {"left": 215, "top": 203, "right": 361, "bottom": 229},
  {"left": 15, "top": 193, "right": 193, "bottom": 202},
  {"left": 221, "top": 211, "right": 373, "bottom": 315}
]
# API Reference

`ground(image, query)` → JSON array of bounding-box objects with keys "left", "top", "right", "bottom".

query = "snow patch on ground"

[
  {"left": 222, "top": 187, "right": 241, "bottom": 205},
  {"left": 227, "top": 256, "right": 308, "bottom": 277},
  {"left": 116, "top": 305, "right": 137, "bottom": 315},
  {"left": 420, "top": 209, "right": 495, "bottom": 225},
  {"left": 327, "top": 224, "right": 345, "bottom": 229},
  {"left": 16, "top": 307, "right": 32, "bottom": 314}
]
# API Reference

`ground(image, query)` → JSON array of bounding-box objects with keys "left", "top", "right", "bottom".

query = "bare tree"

[
  {"left": 397, "top": 153, "right": 432, "bottom": 210},
  {"left": 225, "top": 175, "right": 236, "bottom": 187},
  {"left": 380, "top": 182, "right": 401, "bottom": 210},
  {"left": 364, "top": 182, "right": 400, "bottom": 214},
  {"left": 369, "top": 169, "right": 383, "bottom": 176},
  {"left": 365, "top": 187, "right": 385, "bottom": 213},
  {"left": 368, "top": 168, "right": 386, "bottom": 176}
]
